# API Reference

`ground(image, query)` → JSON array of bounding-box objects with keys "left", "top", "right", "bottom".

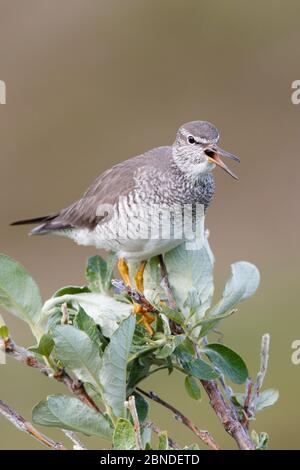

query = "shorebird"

[{"left": 12, "top": 121, "right": 239, "bottom": 333}]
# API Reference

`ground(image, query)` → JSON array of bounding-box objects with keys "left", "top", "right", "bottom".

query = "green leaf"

[
  {"left": 155, "top": 335, "right": 185, "bottom": 359},
  {"left": 0, "top": 314, "right": 9, "bottom": 339},
  {"left": 43, "top": 293, "right": 132, "bottom": 338},
  {"left": 176, "top": 337, "right": 195, "bottom": 356},
  {"left": 210, "top": 262, "right": 260, "bottom": 317},
  {"left": 100, "top": 315, "right": 136, "bottom": 417},
  {"left": 53, "top": 325, "right": 102, "bottom": 391},
  {"left": 185, "top": 376, "right": 202, "bottom": 400},
  {"left": 251, "top": 430, "right": 269, "bottom": 450},
  {"left": 53, "top": 286, "right": 90, "bottom": 297},
  {"left": 32, "top": 395, "right": 112, "bottom": 439},
  {"left": 159, "top": 304, "right": 185, "bottom": 326},
  {"left": 203, "top": 343, "right": 248, "bottom": 384},
  {"left": 255, "top": 389, "right": 279, "bottom": 412},
  {"left": 158, "top": 431, "right": 169, "bottom": 450},
  {"left": 74, "top": 306, "right": 102, "bottom": 347},
  {"left": 113, "top": 418, "right": 136, "bottom": 450},
  {"left": 0, "top": 254, "right": 42, "bottom": 330},
  {"left": 195, "top": 309, "right": 236, "bottom": 338},
  {"left": 183, "top": 443, "right": 200, "bottom": 450},
  {"left": 164, "top": 238, "right": 214, "bottom": 319},
  {"left": 176, "top": 351, "right": 219, "bottom": 381},
  {"left": 29, "top": 334, "right": 54, "bottom": 357},
  {"left": 86, "top": 253, "right": 115, "bottom": 293},
  {"left": 133, "top": 393, "right": 149, "bottom": 424},
  {"left": 127, "top": 357, "right": 152, "bottom": 393}
]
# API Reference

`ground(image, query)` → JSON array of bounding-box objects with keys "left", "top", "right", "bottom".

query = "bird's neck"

[{"left": 171, "top": 149, "right": 212, "bottom": 185}]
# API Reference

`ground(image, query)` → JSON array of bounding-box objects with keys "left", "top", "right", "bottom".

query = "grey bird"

[{"left": 12, "top": 120, "right": 240, "bottom": 332}]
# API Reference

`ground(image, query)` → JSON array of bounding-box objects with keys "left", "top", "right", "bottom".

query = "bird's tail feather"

[{"left": 10, "top": 214, "right": 63, "bottom": 235}]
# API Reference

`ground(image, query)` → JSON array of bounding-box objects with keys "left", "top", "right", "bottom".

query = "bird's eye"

[{"left": 188, "top": 136, "right": 195, "bottom": 144}]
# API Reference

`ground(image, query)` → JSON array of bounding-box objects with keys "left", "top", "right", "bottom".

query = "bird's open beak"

[{"left": 206, "top": 146, "right": 240, "bottom": 180}]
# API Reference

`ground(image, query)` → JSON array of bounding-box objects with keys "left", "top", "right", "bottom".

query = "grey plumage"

[{"left": 12, "top": 120, "right": 239, "bottom": 260}]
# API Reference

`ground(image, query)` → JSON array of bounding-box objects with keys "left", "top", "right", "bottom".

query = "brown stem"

[
  {"left": 241, "top": 379, "right": 253, "bottom": 429},
  {"left": 0, "top": 399, "right": 66, "bottom": 450},
  {"left": 158, "top": 254, "right": 177, "bottom": 310},
  {"left": 200, "top": 380, "right": 254, "bottom": 450},
  {"left": 136, "top": 387, "right": 220, "bottom": 450},
  {"left": 1, "top": 336, "right": 101, "bottom": 413}
]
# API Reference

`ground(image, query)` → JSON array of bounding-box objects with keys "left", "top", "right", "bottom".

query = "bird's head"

[{"left": 173, "top": 120, "right": 240, "bottom": 180}]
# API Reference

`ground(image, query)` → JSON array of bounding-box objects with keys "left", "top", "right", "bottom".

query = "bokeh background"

[{"left": 0, "top": 0, "right": 299, "bottom": 450}]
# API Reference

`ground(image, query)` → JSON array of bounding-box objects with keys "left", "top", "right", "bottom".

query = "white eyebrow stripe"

[{"left": 180, "top": 128, "right": 219, "bottom": 144}]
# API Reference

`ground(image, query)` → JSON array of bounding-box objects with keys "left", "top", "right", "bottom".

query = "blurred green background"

[{"left": 0, "top": 0, "right": 299, "bottom": 450}]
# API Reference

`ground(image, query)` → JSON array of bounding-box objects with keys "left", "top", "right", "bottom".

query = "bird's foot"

[{"left": 134, "top": 303, "right": 155, "bottom": 335}]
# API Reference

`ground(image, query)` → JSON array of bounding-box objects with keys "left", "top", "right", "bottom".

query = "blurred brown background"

[{"left": 0, "top": 0, "right": 300, "bottom": 450}]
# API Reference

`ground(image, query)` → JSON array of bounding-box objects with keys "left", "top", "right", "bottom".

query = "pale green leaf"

[
  {"left": 53, "top": 325, "right": 102, "bottom": 391},
  {"left": 29, "top": 334, "right": 54, "bottom": 357},
  {"left": 255, "top": 389, "right": 279, "bottom": 412},
  {"left": 164, "top": 237, "right": 214, "bottom": 319},
  {"left": 86, "top": 253, "right": 116, "bottom": 293},
  {"left": 43, "top": 293, "right": 133, "bottom": 337},
  {"left": 210, "top": 261, "right": 260, "bottom": 317},
  {"left": 32, "top": 395, "right": 112, "bottom": 439},
  {"left": 100, "top": 315, "right": 136, "bottom": 418},
  {"left": 0, "top": 254, "right": 42, "bottom": 328}
]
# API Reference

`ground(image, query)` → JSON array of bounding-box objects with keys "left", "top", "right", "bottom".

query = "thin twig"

[
  {"left": 241, "top": 379, "right": 253, "bottom": 428},
  {"left": 0, "top": 336, "right": 101, "bottom": 413},
  {"left": 125, "top": 396, "right": 143, "bottom": 450},
  {"left": 157, "top": 255, "right": 184, "bottom": 335},
  {"left": 61, "top": 303, "right": 69, "bottom": 325},
  {"left": 0, "top": 399, "right": 66, "bottom": 450},
  {"left": 143, "top": 421, "right": 181, "bottom": 450},
  {"left": 253, "top": 333, "right": 270, "bottom": 399},
  {"left": 62, "top": 430, "right": 87, "bottom": 450},
  {"left": 158, "top": 255, "right": 177, "bottom": 310},
  {"left": 112, "top": 279, "right": 157, "bottom": 312},
  {"left": 136, "top": 387, "right": 220, "bottom": 450}
]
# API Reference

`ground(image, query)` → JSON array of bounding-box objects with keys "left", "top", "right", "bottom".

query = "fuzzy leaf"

[
  {"left": 164, "top": 238, "right": 214, "bottom": 319},
  {"left": 29, "top": 334, "right": 54, "bottom": 357},
  {"left": 53, "top": 286, "right": 90, "bottom": 297},
  {"left": 255, "top": 389, "right": 279, "bottom": 412},
  {"left": 210, "top": 262, "right": 260, "bottom": 317},
  {"left": 74, "top": 306, "right": 102, "bottom": 347},
  {"left": 100, "top": 315, "right": 136, "bottom": 417},
  {"left": 53, "top": 325, "right": 102, "bottom": 390},
  {"left": 158, "top": 431, "right": 169, "bottom": 450},
  {"left": 43, "top": 293, "right": 132, "bottom": 337},
  {"left": 113, "top": 418, "right": 136, "bottom": 450},
  {"left": 86, "top": 253, "right": 115, "bottom": 293},
  {"left": 0, "top": 254, "right": 42, "bottom": 329},
  {"left": 32, "top": 395, "right": 112, "bottom": 439}
]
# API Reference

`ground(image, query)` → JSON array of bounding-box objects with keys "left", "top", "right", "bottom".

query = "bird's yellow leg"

[
  {"left": 134, "top": 260, "right": 147, "bottom": 293},
  {"left": 118, "top": 258, "right": 131, "bottom": 286},
  {"left": 134, "top": 260, "right": 155, "bottom": 335}
]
